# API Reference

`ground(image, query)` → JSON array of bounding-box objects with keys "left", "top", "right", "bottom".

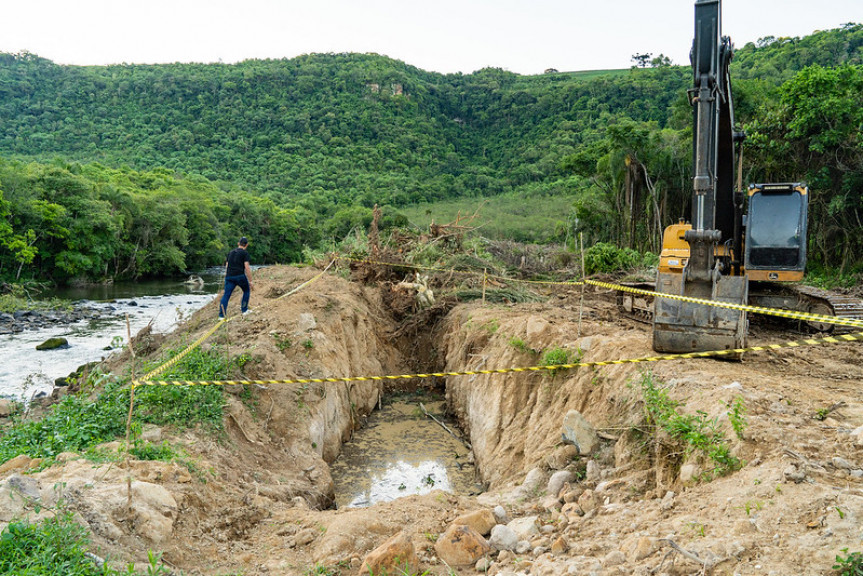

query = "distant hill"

[{"left": 0, "top": 23, "right": 861, "bottom": 282}]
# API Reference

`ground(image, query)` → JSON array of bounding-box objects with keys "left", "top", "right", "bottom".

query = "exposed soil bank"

[{"left": 2, "top": 264, "right": 863, "bottom": 575}]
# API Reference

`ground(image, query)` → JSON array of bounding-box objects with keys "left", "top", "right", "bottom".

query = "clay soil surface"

[{"left": 2, "top": 263, "right": 863, "bottom": 576}]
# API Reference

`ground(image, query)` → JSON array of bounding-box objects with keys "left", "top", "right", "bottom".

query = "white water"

[{"left": 0, "top": 292, "right": 216, "bottom": 400}]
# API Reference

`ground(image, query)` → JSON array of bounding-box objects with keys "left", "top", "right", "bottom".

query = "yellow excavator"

[{"left": 650, "top": 0, "right": 862, "bottom": 352}]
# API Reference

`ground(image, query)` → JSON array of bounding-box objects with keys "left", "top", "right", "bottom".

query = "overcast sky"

[{"left": 2, "top": 0, "right": 860, "bottom": 75}]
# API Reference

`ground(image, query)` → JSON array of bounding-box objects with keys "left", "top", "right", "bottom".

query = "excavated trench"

[
  {"left": 9, "top": 264, "right": 863, "bottom": 575},
  {"left": 324, "top": 291, "right": 483, "bottom": 509}
]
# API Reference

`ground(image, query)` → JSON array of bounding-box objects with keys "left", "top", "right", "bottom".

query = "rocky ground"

[
  {"left": 0, "top": 304, "right": 118, "bottom": 335},
  {"left": 2, "top": 263, "right": 862, "bottom": 575}
]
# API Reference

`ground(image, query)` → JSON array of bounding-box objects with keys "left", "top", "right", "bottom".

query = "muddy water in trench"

[{"left": 331, "top": 397, "right": 478, "bottom": 508}]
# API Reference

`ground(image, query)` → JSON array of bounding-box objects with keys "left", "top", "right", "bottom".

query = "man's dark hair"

[{"left": 239, "top": 237, "right": 249, "bottom": 246}]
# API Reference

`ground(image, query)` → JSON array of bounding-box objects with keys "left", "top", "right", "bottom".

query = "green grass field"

[{"left": 399, "top": 191, "right": 577, "bottom": 244}]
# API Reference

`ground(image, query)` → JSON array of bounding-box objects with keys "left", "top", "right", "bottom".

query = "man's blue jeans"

[{"left": 219, "top": 274, "right": 250, "bottom": 318}]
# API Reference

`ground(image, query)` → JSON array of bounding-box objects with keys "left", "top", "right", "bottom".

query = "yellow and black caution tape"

[
  {"left": 137, "top": 259, "right": 335, "bottom": 383},
  {"left": 336, "top": 254, "right": 863, "bottom": 329},
  {"left": 132, "top": 330, "right": 863, "bottom": 387},
  {"left": 585, "top": 279, "right": 863, "bottom": 329},
  {"left": 138, "top": 318, "right": 229, "bottom": 382}
]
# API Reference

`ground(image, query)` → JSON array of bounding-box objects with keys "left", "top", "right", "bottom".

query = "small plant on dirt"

[
  {"left": 129, "top": 441, "right": 179, "bottom": 462},
  {"left": 273, "top": 333, "right": 293, "bottom": 351},
  {"left": 686, "top": 521, "right": 706, "bottom": 537},
  {"left": 295, "top": 384, "right": 310, "bottom": 410},
  {"left": 541, "top": 347, "right": 582, "bottom": 379},
  {"left": 739, "top": 500, "right": 764, "bottom": 516},
  {"left": 234, "top": 352, "right": 253, "bottom": 369},
  {"left": 508, "top": 336, "right": 538, "bottom": 355},
  {"left": 0, "top": 502, "right": 171, "bottom": 575},
  {"left": 833, "top": 549, "right": 863, "bottom": 576},
  {"left": 727, "top": 395, "right": 748, "bottom": 440},
  {"left": 302, "top": 339, "right": 315, "bottom": 350},
  {"left": 482, "top": 319, "right": 500, "bottom": 334},
  {"left": 640, "top": 372, "right": 741, "bottom": 478},
  {"left": 304, "top": 562, "right": 342, "bottom": 576}
]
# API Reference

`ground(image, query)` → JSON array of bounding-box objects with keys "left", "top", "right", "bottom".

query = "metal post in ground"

[
  {"left": 578, "top": 232, "right": 586, "bottom": 338},
  {"left": 124, "top": 314, "right": 136, "bottom": 511},
  {"left": 482, "top": 268, "right": 487, "bottom": 305}
]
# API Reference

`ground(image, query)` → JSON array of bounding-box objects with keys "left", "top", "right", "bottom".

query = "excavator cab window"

[{"left": 745, "top": 184, "right": 808, "bottom": 271}]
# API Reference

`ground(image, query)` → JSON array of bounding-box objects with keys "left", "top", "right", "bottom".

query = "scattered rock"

[
  {"left": 0, "top": 398, "right": 19, "bottom": 418},
  {"left": 489, "top": 524, "right": 519, "bottom": 551},
  {"left": 679, "top": 463, "right": 700, "bottom": 483},
  {"left": 434, "top": 524, "right": 491, "bottom": 567},
  {"left": 141, "top": 425, "right": 163, "bottom": 443},
  {"left": 577, "top": 490, "right": 598, "bottom": 513},
  {"left": 546, "top": 444, "right": 579, "bottom": 470},
  {"left": 295, "top": 312, "right": 317, "bottom": 333},
  {"left": 562, "top": 487, "right": 584, "bottom": 504},
  {"left": 129, "top": 481, "right": 178, "bottom": 544},
  {"left": 604, "top": 550, "right": 627, "bottom": 566},
  {"left": 660, "top": 490, "right": 676, "bottom": 511},
  {"left": 0, "top": 455, "right": 38, "bottom": 477},
  {"left": 520, "top": 468, "right": 545, "bottom": 496},
  {"left": 359, "top": 532, "right": 418, "bottom": 576},
  {"left": 561, "top": 502, "right": 583, "bottom": 521},
  {"left": 453, "top": 508, "right": 497, "bottom": 536},
  {"left": 295, "top": 528, "right": 318, "bottom": 546},
  {"left": 547, "top": 470, "right": 574, "bottom": 497},
  {"left": 784, "top": 465, "right": 807, "bottom": 483},
  {"left": 475, "top": 557, "right": 492, "bottom": 572},
  {"left": 585, "top": 459, "right": 601, "bottom": 482},
  {"left": 515, "top": 540, "right": 531, "bottom": 554},
  {"left": 4, "top": 473, "right": 41, "bottom": 501},
  {"left": 493, "top": 505, "right": 509, "bottom": 524},
  {"left": 541, "top": 495, "right": 562, "bottom": 512},
  {"left": 562, "top": 410, "right": 599, "bottom": 455},
  {"left": 551, "top": 536, "right": 568, "bottom": 555},
  {"left": 631, "top": 536, "right": 659, "bottom": 561},
  {"left": 36, "top": 337, "right": 69, "bottom": 351},
  {"left": 507, "top": 516, "right": 540, "bottom": 541},
  {"left": 832, "top": 456, "right": 854, "bottom": 470}
]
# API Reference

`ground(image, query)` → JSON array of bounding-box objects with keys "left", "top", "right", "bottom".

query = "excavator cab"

[{"left": 745, "top": 183, "right": 808, "bottom": 282}]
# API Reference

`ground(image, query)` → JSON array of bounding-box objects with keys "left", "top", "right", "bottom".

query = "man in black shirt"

[{"left": 218, "top": 237, "right": 253, "bottom": 319}]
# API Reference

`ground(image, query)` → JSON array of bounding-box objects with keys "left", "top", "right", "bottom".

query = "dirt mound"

[{"left": 3, "top": 264, "right": 863, "bottom": 575}]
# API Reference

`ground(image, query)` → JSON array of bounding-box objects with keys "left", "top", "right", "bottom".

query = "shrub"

[{"left": 583, "top": 242, "right": 655, "bottom": 275}]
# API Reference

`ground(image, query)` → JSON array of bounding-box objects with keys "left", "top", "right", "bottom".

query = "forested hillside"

[{"left": 0, "top": 23, "right": 861, "bottom": 282}]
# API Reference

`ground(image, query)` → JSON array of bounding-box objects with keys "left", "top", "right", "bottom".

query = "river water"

[{"left": 0, "top": 271, "right": 223, "bottom": 400}]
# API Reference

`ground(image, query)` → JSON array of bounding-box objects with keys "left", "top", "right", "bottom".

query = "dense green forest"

[{"left": 0, "top": 23, "right": 861, "bottom": 283}]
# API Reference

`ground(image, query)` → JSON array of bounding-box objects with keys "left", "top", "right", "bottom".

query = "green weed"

[
  {"left": 833, "top": 549, "right": 863, "bottom": 576},
  {"left": 541, "top": 346, "right": 582, "bottom": 370},
  {"left": 273, "top": 333, "right": 293, "bottom": 351},
  {"left": 508, "top": 337, "right": 538, "bottom": 355},
  {"left": 727, "top": 395, "right": 748, "bottom": 440},
  {"left": 640, "top": 372, "right": 741, "bottom": 478},
  {"left": 0, "top": 506, "right": 170, "bottom": 575},
  {"left": 0, "top": 344, "right": 239, "bottom": 463}
]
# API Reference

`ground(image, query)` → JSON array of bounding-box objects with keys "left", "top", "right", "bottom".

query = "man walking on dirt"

[{"left": 219, "top": 237, "right": 253, "bottom": 319}]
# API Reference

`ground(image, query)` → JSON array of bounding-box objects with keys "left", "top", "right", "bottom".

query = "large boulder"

[
  {"left": 359, "top": 531, "right": 418, "bottom": 575},
  {"left": 488, "top": 524, "right": 519, "bottom": 551},
  {"left": 562, "top": 410, "right": 599, "bottom": 455},
  {"left": 453, "top": 509, "right": 497, "bottom": 536},
  {"left": 36, "top": 337, "right": 69, "bottom": 351},
  {"left": 434, "top": 524, "right": 491, "bottom": 567}
]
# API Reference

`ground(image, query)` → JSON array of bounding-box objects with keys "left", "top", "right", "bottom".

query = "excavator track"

[
  {"left": 615, "top": 281, "right": 863, "bottom": 333},
  {"left": 792, "top": 284, "right": 863, "bottom": 333}
]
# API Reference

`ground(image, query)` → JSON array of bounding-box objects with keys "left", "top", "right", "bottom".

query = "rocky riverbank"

[{"left": 0, "top": 304, "right": 121, "bottom": 335}]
